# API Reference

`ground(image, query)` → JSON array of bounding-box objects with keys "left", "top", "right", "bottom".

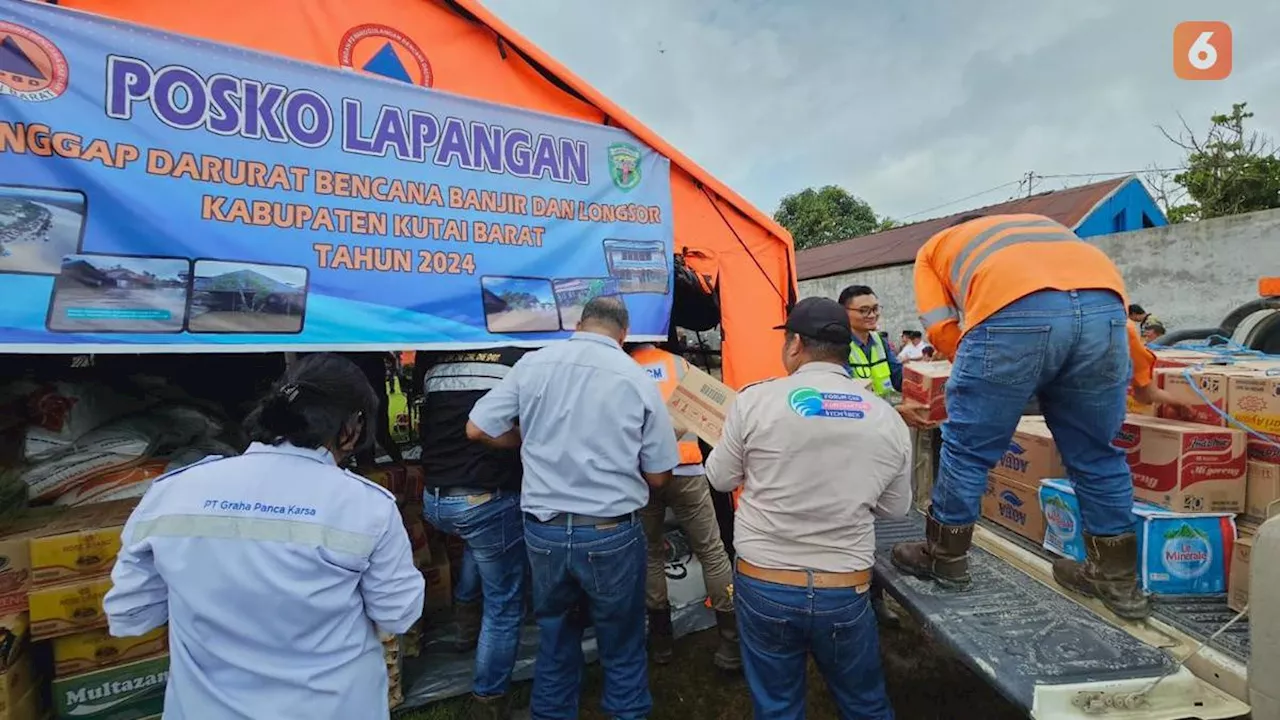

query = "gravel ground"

[{"left": 398, "top": 603, "right": 1024, "bottom": 719}]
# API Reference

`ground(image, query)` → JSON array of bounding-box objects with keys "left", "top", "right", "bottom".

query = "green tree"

[
  {"left": 1156, "top": 102, "right": 1280, "bottom": 222},
  {"left": 773, "top": 185, "right": 892, "bottom": 251}
]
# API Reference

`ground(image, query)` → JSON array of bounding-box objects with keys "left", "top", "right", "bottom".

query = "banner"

[{"left": 0, "top": 3, "right": 673, "bottom": 352}]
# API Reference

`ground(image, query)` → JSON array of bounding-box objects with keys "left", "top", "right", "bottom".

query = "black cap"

[{"left": 774, "top": 297, "right": 852, "bottom": 344}]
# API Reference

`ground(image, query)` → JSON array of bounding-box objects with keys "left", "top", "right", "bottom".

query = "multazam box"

[
  {"left": 1039, "top": 478, "right": 1236, "bottom": 596},
  {"left": 902, "top": 361, "right": 950, "bottom": 422},
  {"left": 981, "top": 472, "right": 1046, "bottom": 544},
  {"left": 1115, "top": 415, "right": 1246, "bottom": 513},
  {"left": 53, "top": 654, "right": 168, "bottom": 720}
]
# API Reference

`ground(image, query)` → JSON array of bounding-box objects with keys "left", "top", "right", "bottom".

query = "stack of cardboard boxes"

[
  {"left": 978, "top": 348, "right": 1280, "bottom": 604},
  {"left": 1152, "top": 356, "right": 1280, "bottom": 610},
  {"left": 902, "top": 361, "right": 951, "bottom": 423},
  {"left": 0, "top": 499, "right": 169, "bottom": 720}
]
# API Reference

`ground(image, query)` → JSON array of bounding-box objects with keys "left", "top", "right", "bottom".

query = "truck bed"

[{"left": 873, "top": 512, "right": 1248, "bottom": 714}]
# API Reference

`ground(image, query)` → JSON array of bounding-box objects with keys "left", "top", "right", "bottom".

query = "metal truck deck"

[{"left": 874, "top": 512, "right": 1250, "bottom": 718}]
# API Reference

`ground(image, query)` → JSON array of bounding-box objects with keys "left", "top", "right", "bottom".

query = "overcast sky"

[{"left": 481, "top": 1, "right": 1280, "bottom": 222}]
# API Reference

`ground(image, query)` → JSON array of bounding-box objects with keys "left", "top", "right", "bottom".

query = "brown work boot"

[
  {"left": 712, "top": 611, "right": 742, "bottom": 672},
  {"left": 1052, "top": 532, "right": 1151, "bottom": 620},
  {"left": 453, "top": 600, "right": 482, "bottom": 653},
  {"left": 467, "top": 693, "right": 512, "bottom": 720},
  {"left": 647, "top": 609, "right": 674, "bottom": 664},
  {"left": 890, "top": 515, "right": 974, "bottom": 589}
]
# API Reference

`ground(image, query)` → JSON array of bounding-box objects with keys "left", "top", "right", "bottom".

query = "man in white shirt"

[
  {"left": 707, "top": 297, "right": 911, "bottom": 719},
  {"left": 897, "top": 330, "right": 928, "bottom": 363}
]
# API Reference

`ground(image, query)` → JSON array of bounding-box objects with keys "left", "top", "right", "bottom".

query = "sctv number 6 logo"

[{"left": 1175, "top": 22, "right": 1232, "bottom": 80}]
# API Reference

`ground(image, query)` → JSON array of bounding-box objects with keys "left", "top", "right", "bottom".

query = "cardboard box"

[
  {"left": 423, "top": 540, "right": 451, "bottom": 618},
  {"left": 27, "top": 499, "right": 137, "bottom": 588},
  {"left": 0, "top": 614, "right": 28, "bottom": 674},
  {"left": 1152, "top": 349, "right": 1220, "bottom": 369},
  {"left": 0, "top": 684, "right": 39, "bottom": 720},
  {"left": 28, "top": 577, "right": 114, "bottom": 640},
  {"left": 400, "top": 504, "right": 432, "bottom": 569},
  {"left": 902, "top": 361, "right": 950, "bottom": 422},
  {"left": 1227, "top": 374, "right": 1280, "bottom": 464},
  {"left": 667, "top": 365, "right": 736, "bottom": 446},
  {"left": 0, "top": 507, "right": 69, "bottom": 614},
  {"left": 982, "top": 472, "right": 1046, "bottom": 543},
  {"left": 1228, "top": 533, "right": 1252, "bottom": 613},
  {"left": 1115, "top": 415, "right": 1246, "bottom": 513},
  {"left": 53, "top": 654, "right": 168, "bottom": 720},
  {"left": 0, "top": 653, "right": 34, "bottom": 720},
  {"left": 1246, "top": 460, "right": 1280, "bottom": 521},
  {"left": 1154, "top": 366, "right": 1254, "bottom": 426},
  {"left": 995, "top": 418, "right": 1063, "bottom": 484},
  {"left": 52, "top": 626, "right": 168, "bottom": 678}
]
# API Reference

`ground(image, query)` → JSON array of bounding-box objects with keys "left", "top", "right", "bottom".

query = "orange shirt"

[{"left": 915, "top": 213, "right": 1156, "bottom": 388}]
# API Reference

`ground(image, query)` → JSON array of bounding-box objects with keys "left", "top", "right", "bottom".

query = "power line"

[{"left": 897, "top": 180, "right": 1023, "bottom": 221}]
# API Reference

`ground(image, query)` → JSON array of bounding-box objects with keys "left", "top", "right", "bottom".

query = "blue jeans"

[
  {"left": 524, "top": 516, "right": 649, "bottom": 720},
  {"left": 455, "top": 545, "right": 482, "bottom": 605},
  {"left": 423, "top": 491, "right": 525, "bottom": 697},
  {"left": 735, "top": 573, "right": 892, "bottom": 720},
  {"left": 932, "top": 289, "right": 1135, "bottom": 536}
]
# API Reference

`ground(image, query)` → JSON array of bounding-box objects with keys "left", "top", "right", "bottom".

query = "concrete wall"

[{"left": 799, "top": 208, "right": 1280, "bottom": 341}]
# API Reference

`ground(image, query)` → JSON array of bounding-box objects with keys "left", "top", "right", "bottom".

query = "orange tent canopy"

[{"left": 59, "top": 0, "right": 797, "bottom": 389}]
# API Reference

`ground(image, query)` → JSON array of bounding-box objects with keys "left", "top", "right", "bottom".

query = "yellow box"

[
  {"left": 52, "top": 625, "right": 168, "bottom": 678},
  {"left": 28, "top": 577, "right": 113, "bottom": 640},
  {"left": 0, "top": 684, "right": 39, "bottom": 720},
  {"left": 27, "top": 500, "right": 136, "bottom": 588},
  {"left": 0, "top": 614, "right": 28, "bottom": 673}
]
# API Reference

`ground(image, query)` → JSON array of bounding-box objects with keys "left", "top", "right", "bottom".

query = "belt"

[
  {"left": 428, "top": 486, "right": 496, "bottom": 500},
  {"left": 735, "top": 559, "right": 872, "bottom": 591},
  {"left": 528, "top": 512, "right": 635, "bottom": 529}
]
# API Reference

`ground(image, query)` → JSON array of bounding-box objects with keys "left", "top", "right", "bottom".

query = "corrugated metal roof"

[{"left": 795, "top": 177, "right": 1130, "bottom": 280}]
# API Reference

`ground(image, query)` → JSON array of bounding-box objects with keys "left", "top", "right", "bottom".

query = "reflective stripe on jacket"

[
  {"left": 914, "top": 213, "right": 1155, "bottom": 386},
  {"left": 849, "top": 333, "right": 894, "bottom": 397},
  {"left": 630, "top": 346, "right": 704, "bottom": 466}
]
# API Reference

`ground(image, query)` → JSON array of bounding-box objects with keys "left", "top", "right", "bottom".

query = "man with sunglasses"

[{"left": 837, "top": 285, "right": 902, "bottom": 399}]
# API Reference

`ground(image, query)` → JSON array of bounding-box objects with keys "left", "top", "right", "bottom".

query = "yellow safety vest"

[
  {"left": 629, "top": 346, "right": 704, "bottom": 466},
  {"left": 386, "top": 376, "right": 412, "bottom": 446},
  {"left": 850, "top": 334, "right": 894, "bottom": 397}
]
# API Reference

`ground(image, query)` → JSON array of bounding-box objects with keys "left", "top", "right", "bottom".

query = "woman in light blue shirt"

[{"left": 104, "top": 353, "right": 425, "bottom": 719}]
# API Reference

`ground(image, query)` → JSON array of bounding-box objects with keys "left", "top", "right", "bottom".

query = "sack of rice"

[
  {"left": 53, "top": 460, "right": 169, "bottom": 507},
  {"left": 2, "top": 380, "right": 147, "bottom": 460},
  {"left": 22, "top": 424, "right": 157, "bottom": 503}
]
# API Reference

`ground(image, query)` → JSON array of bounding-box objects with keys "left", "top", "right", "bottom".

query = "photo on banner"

[
  {"left": 480, "top": 276, "right": 559, "bottom": 334},
  {"left": 0, "top": 185, "right": 87, "bottom": 276},
  {"left": 0, "top": 1, "right": 675, "bottom": 352},
  {"left": 187, "top": 260, "right": 308, "bottom": 334},
  {"left": 602, "top": 239, "right": 670, "bottom": 294},
  {"left": 47, "top": 254, "right": 190, "bottom": 333},
  {"left": 552, "top": 277, "right": 621, "bottom": 330}
]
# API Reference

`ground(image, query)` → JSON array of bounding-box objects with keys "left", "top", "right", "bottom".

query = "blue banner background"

[{"left": 0, "top": 2, "right": 673, "bottom": 352}]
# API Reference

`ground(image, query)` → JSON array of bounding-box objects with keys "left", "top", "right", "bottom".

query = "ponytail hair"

[{"left": 244, "top": 353, "right": 379, "bottom": 453}]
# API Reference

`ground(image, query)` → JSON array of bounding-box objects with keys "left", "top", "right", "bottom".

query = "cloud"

[{"left": 481, "top": 0, "right": 1280, "bottom": 220}]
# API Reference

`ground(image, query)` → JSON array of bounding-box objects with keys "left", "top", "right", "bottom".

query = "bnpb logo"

[
  {"left": 339, "top": 24, "right": 433, "bottom": 87},
  {"left": 0, "top": 22, "right": 69, "bottom": 102}
]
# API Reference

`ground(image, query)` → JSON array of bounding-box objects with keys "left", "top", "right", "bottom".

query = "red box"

[
  {"left": 902, "top": 361, "right": 950, "bottom": 422},
  {"left": 1115, "top": 415, "right": 1246, "bottom": 513}
]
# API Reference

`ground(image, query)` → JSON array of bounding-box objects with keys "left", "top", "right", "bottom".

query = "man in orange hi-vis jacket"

[{"left": 891, "top": 213, "right": 1184, "bottom": 620}]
